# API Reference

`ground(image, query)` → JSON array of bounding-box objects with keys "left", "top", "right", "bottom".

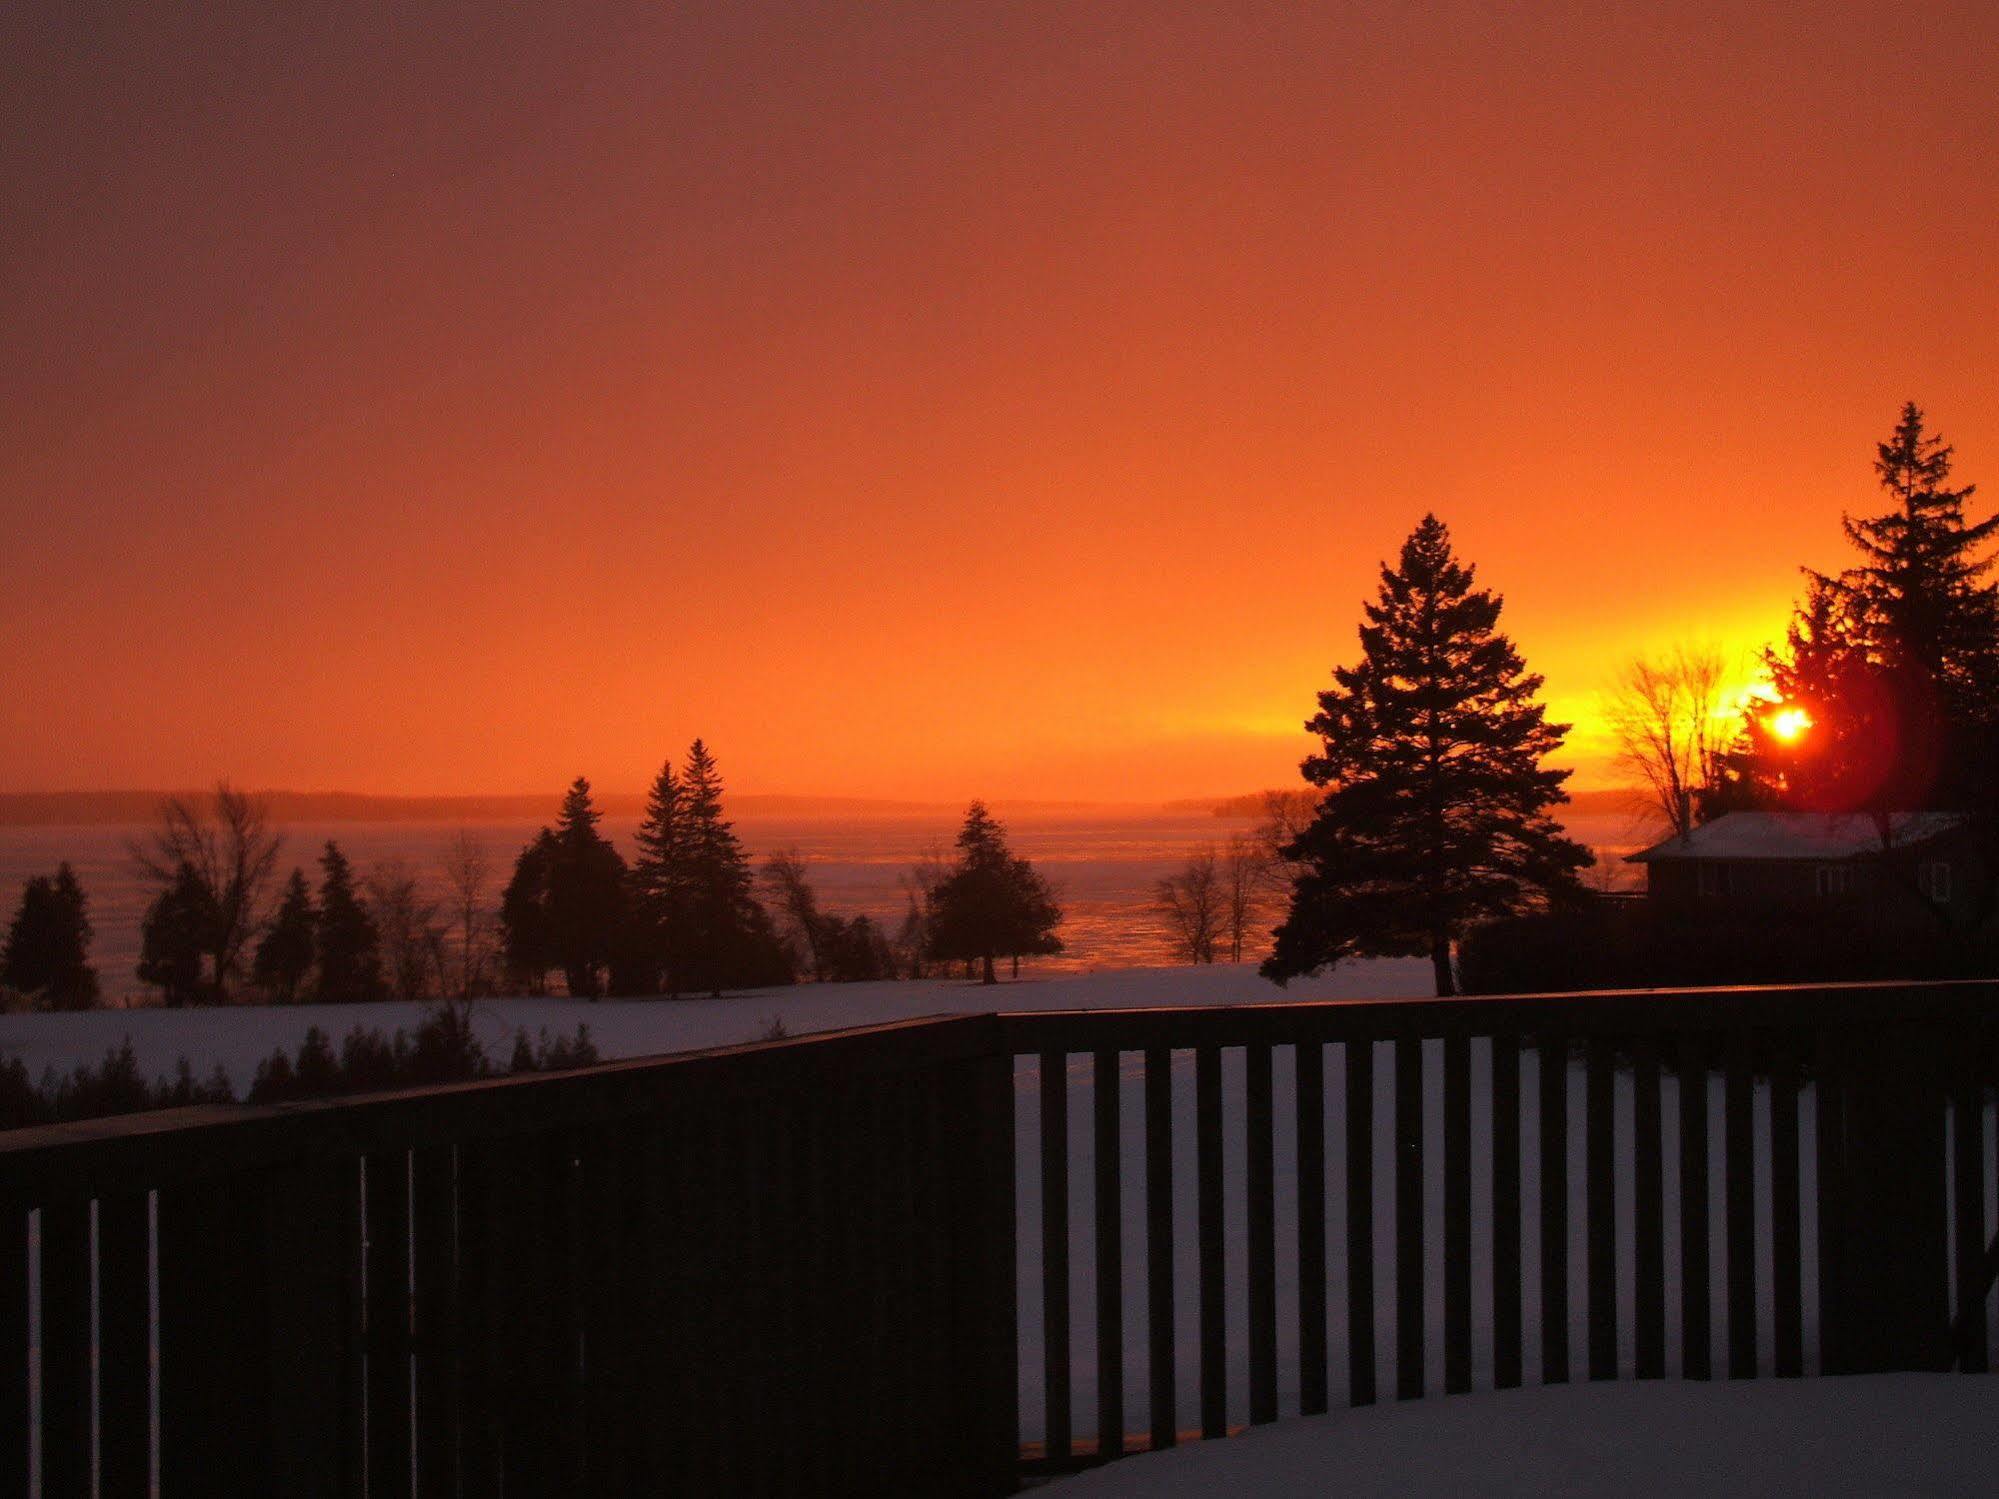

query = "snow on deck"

[{"left": 1041, "top": 1374, "right": 1999, "bottom": 1497}]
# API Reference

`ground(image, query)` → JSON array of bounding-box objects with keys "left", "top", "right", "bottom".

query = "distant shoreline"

[{"left": 0, "top": 785, "right": 1646, "bottom": 827}]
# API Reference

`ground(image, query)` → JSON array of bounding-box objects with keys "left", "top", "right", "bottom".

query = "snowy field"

[
  {"left": 1040, "top": 1374, "right": 1999, "bottom": 1497},
  {"left": 0, "top": 959, "right": 1436, "bottom": 1089}
]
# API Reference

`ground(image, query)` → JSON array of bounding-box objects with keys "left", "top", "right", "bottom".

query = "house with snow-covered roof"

[{"left": 1626, "top": 810, "right": 1982, "bottom": 927}]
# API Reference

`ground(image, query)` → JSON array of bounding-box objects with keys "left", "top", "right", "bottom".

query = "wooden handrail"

[
  {"left": 0, "top": 1010, "right": 1000, "bottom": 1204},
  {"left": 996, "top": 977, "right": 1999, "bottom": 1052}
]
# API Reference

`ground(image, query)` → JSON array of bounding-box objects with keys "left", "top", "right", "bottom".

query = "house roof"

[{"left": 1627, "top": 810, "right": 1966, "bottom": 863}]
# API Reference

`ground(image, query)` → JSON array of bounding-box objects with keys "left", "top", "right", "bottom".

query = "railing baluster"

[
  {"left": 1811, "top": 1029, "right": 1839, "bottom": 1378},
  {"left": 411, "top": 1146, "right": 460, "bottom": 1498},
  {"left": 367, "top": 1150, "right": 415, "bottom": 1499},
  {"left": 0, "top": 1206, "right": 23, "bottom": 1499},
  {"left": 1724, "top": 1028, "right": 1758, "bottom": 1378},
  {"left": 1296, "top": 1041, "right": 1329, "bottom": 1416},
  {"left": 1444, "top": 1034, "right": 1471, "bottom": 1395},
  {"left": 876, "top": 1085, "right": 920, "bottom": 1490},
  {"left": 268, "top": 1162, "right": 365, "bottom": 1499},
  {"left": 1771, "top": 1039, "right": 1804, "bottom": 1378},
  {"left": 1094, "top": 1049, "right": 1125, "bottom": 1458},
  {"left": 576, "top": 1130, "right": 631, "bottom": 1495},
  {"left": 1538, "top": 1034, "right": 1570, "bottom": 1385},
  {"left": 786, "top": 1101, "right": 829, "bottom": 1496},
  {"left": 1040, "top": 1049, "right": 1073, "bottom": 1464},
  {"left": 1394, "top": 1036, "right": 1424, "bottom": 1400},
  {"left": 1247, "top": 1041, "right": 1278, "bottom": 1425},
  {"left": 1586, "top": 1038, "right": 1617, "bottom": 1381},
  {"left": 1491, "top": 1036, "right": 1523, "bottom": 1390},
  {"left": 1680, "top": 1033, "right": 1712, "bottom": 1380},
  {"left": 455, "top": 1144, "right": 503, "bottom": 1499},
  {"left": 1952, "top": 1041, "right": 1988, "bottom": 1373},
  {"left": 496, "top": 1134, "right": 564, "bottom": 1497},
  {"left": 1144, "top": 1047, "right": 1177, "bottom": 1452},
  {"left": 38, "top": 1196, "right": 91, "bottom": 1499},
  {"left": 99, "top": 1191, "right": 151, "bottom": 1499},
  {"left": 946, "top": 1049, "right": 1020, "bottom": 1496},
  {"left": 1633, "top": 1034, "right": 1665, "bottom": 1380},
  {"left": 1196, "top": 1044, "right": 1226, "bottom": 1438},
  {"left": 1346, "top": 1040, "right": 1376, "bottom": 1407},
  {"left": 160, "top": 1175, "right": 278, "bottom": 1496}
]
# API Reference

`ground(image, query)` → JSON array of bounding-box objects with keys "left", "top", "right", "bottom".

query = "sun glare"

[{"left": 1766, "top": 706, "right": 1812, "bottom": 743}]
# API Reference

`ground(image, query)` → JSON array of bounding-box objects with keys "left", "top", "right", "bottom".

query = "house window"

[
  {"left": 1697, "top": 862, "right": 1728, "bottom": 898},
  {"left": 1815, "top": 864, "right": 1852, "bottom": 897},
  {"left": 1922, "top": 861, "right": 1953, "bottom": 903}
]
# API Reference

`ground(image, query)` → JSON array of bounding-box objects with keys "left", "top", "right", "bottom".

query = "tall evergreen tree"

[
  {"left": 1, "top": 864, "right": 99, "bottom": 1009},
  {"left": 923, "top": 801, "right": 1064, "bottom": 984},
  {"left": 673, "top": 741, "right": 789, "bottom": 996},
  {"left": 1841, "top": 402, "right": 1999, "bottom": 717},
  {"left": 137, "top": 862, "right": 215, "bottom": 1007},
  {"left": 543, "top": 777, "right": 629, "bottom": 999},
  {"left": 628, "top": 759, "right": 687, "bottom": 994},
  {"left": 314, "top": 841, "right": 384, "bottom": 1003},
  {"left": 1726, "top": 404, "right": 1999, "bottom": 815},
  {"left": 252, "top": 868, "right": 318, "bottom": 1003},
  {"left": 1263, "top": 516, "right": 1589, "bottom": 995},
  {"left": 499, "top": 828, "right": 559, "bottom": 995}
]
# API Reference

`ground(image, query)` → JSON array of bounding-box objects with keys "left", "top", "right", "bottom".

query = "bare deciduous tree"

[
  {"left": 1220, "top": 833, "right": 1270, "bottom": 963},
  {"left": 441, "top": 830, "right": 494, "bottom": 1000},
  {"left": 760, "top": 849, "right": 826, "bottom": 980},
  {"left": 1156, "top": 845, "right": 1225, "bottom": 964},
  {"left": 367, "top": 859, "right": 446, "bottom": 1002},
  {"left": 1606, "top": 644, "right": 1729, "bottom": 837},
  {"left": 129, "top": 781, "right": 281, "bottom": 1002}
]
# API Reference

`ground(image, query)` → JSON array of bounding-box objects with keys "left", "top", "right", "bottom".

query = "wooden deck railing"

[
  {"left": 3, "top": 980, "right": 1996, "bottom": 1496},
  {"left": 1004, "top": 982, "right": 1999, "bottom": 1477}
]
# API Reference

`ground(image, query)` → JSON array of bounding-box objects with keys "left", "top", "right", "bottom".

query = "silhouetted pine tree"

[
  {"left": 1, "top": 864, "right": 98, "bottom": 1009},
  {"left": 674, "top": 741, "right": 789, "bottom": 996},
  {"left": 1713, "top": 577, "right": 1892, "bottom": 814},
  {"left": 629, "top": 759, "right": 687, "bottom": 994},
  {"left": 315, "top": 842, "right": 385, "bottom": 1003},
  {"left": 252, "top": 868, "right": 317, "bottom": 1003},
  {"left": 500, "top": 829, "right": 559, "bottom": 995},
  {"left": 1728, "top": 404, "right": 1999, "bottom": 816},
  {"left": 137, "top": 863, "right": 216, "bottom": 1007},
  {"left": 923, "top": 802, "right": 1064, "bottom": 984},
  {"left": 543, "top": 777, "right": 629, "bottom": 999},
  {"left": 1263, "top": 515, "right": 1589, "bottom": 996}
]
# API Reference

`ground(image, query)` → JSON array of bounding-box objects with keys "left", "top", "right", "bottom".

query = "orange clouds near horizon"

[{"left": 4, "top": 4, "right": 1994, "bottom": 803}]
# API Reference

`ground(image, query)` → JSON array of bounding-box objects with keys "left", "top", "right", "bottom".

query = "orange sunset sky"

[{"left": 5, "top": 3, "right": 1997, "bottom": 803}]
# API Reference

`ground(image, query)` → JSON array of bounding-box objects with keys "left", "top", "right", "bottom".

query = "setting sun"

[{"left": 1767, "top": 706, "right": 1814, "bottom": 743}]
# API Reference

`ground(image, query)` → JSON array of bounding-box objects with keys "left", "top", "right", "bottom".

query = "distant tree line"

[
  {"left": 119, "top": 787, "right": 499, "bottom": 1008},
  {"left": 494, "top": 743, "right": 1065, "bottom": 996},
  {"left": 0, "top": 1011, "right": 601, "bottom": 1131},
  {"left": 5, "top": 750, "right": 1070, "bottom": 1012}
]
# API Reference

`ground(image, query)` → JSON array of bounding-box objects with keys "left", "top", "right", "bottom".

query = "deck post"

[
  {"left": 1817, "top": 1021, "right": 1953, "bottom": 1374},
  {"left": 946, "top": 1039, "right": 1020, "bottom": 1496}
]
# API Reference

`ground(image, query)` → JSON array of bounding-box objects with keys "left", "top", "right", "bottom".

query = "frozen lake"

[{"left": 0, "top": 808, "right": 1652, "bottom": 1001}]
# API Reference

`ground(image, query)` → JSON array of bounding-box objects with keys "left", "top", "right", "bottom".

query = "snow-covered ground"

[
  {"left": 0, "top": 959, "right": 1436, "bottom": 1089},
  {"left": 1039, "top": 1374, "right": 1999, "bottom": 1497}
]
